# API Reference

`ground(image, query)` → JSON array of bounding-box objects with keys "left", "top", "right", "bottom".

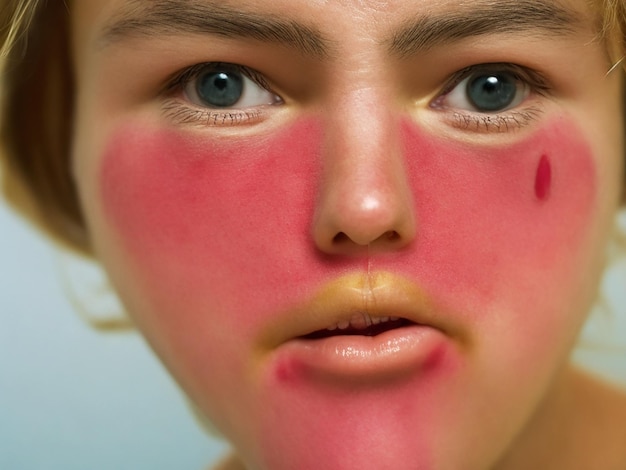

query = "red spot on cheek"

[{"left": 535, "top": 155, "right": 552, "bottom": 201}]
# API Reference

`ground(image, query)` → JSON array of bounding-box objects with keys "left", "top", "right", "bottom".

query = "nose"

[{"left": 312, "top": 92, "right": 417, "bottom": 255}]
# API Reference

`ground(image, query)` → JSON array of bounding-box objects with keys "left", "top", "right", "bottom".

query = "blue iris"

[
  {"left": 466, "top": 74, "right": 517, "bottom": 112},
  {"left": 196, "top": 69, "right": 244, "bottom": 108}
]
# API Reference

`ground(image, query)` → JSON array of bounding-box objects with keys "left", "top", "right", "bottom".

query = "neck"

[{"left": 494, "top": 365, "right": 626, "bottom": 470}]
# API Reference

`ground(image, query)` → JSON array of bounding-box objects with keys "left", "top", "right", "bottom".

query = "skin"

[{"left": 70, "top": 0, "right": 626, "bottom": 468}]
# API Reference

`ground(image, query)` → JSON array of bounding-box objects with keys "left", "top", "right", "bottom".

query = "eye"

[
  {"left": 183, "top": 63, "right": 281, "bottom": 109},
  {"left": 435, "top": 66, "right": 533, "bottom": 113}
]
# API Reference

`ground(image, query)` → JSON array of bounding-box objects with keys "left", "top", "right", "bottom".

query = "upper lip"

[{"left": 257, "top": 271, "right": 459, "bottom": 351}]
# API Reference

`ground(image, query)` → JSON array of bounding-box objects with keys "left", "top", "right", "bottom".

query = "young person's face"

[{"left": 71, "top": 0, "right": 623, "bottom": 468}]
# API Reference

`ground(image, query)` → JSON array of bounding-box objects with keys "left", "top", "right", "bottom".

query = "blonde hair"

[
  {"left": 600, "top": 0, "right": 626, "bottom": 58},
  {"left": 0, "top": 0, "right": 625, "bottom": 254},
  {"left": 0, "top": 0, "right": 37, "bottom": 57}
]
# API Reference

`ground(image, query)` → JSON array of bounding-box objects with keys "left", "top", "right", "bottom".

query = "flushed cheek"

[
  {"left": 100, "top": 118, "right": 333, "bottom": 345},
  {"left": 387, "top": 118, "right": 596, "bottom": 346}
]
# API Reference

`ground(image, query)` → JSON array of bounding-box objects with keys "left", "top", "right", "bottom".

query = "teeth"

[
  {"left": 325, "top": 314, "right": 400, "bottom": 331},
  {"left": 337, "top": 320, "right": 350, "bottom": 330}
]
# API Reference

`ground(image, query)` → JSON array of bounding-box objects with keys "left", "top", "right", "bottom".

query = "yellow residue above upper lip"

[{"left": 256, "top": 271, "right": 437, "bottom": 351}]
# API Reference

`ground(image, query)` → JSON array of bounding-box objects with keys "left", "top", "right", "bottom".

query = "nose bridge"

[
  {"left": 328, "top": 89, "right": 403, "bottom": 214},
  {"left": 313, "top": 87, "right": 417, "bottom": 254}
]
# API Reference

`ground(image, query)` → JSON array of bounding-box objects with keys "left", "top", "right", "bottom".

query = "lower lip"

[{"left": 272, "top": 324, "right": 449, "bottom": 384}]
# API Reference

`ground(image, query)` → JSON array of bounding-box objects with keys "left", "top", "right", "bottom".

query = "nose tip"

[
  {"left": 312, "top": 173, "right": 417, "bottom": 255},
  {"left": 344, "top": 195, "right": 398, "bottom": 245}
]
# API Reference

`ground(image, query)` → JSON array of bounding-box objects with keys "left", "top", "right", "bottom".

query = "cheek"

[
  {"left": 390, "top": 118, "right": 596, "bottom": 334},
  {"left": 100, "top": 119, "right": 331, "bottom": 339}
]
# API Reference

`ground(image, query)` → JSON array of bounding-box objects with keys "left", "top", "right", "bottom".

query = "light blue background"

[
  {"left": 0, "top": 200, "right": 228, "bottom": 470},
  {"left": 1, "top": 194, "right": 625, "bottom": 470}
]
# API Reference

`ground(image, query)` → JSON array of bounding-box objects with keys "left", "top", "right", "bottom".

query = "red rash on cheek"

[
  {"left": 100, "top": 116, "right": 596, "bottom": 340},
  {"left": 387, "top": 119, "right": 595, "bottom": 313},
  {"left": 100, "top": 119, "right": 332, "bottom": 336}
]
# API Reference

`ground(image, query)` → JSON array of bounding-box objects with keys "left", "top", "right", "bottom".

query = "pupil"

[
  {"left": 466, "top": 74, "right": 517, "bottom": 112},
  {"left": 197, "top": 70, "right": 244, "bottom": 108}
]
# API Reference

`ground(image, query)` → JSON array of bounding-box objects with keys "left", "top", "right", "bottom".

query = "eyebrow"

[
  {"left": 387, "top": 0, "right": 584, "bottom": 57},
  {"left": 98, "top": 0, "right": 332, "bottom": 58}
]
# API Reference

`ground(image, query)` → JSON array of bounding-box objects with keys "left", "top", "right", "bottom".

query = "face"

[{"left": 71, "top": 0, "right": 623, "bottom": 468}]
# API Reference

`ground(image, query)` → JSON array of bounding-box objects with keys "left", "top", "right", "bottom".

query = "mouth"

[{"left": 262, "top": 272, "right": 456, "bottom": 383}]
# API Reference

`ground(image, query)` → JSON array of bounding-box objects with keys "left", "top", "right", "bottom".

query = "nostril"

[
  {"left": 331, "top": 230, "right": 402, "bottom": 246},
  {"left": 385, "top": 231, "right": 400, "bottom": 242},
  {"left": 332, "top": 232, "right": 350, "bottom": 244}
]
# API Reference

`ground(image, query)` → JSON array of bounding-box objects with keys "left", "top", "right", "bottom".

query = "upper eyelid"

[
  {"left": 162, "top": 62, "right": 277, "bottom": 97},
  {"left": 439, "top": 63, "right": 551, "bottom": 97}
]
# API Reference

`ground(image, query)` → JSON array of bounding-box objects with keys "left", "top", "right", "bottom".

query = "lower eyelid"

[
  {"left": 161, "top": 99, "right": 267, "bottom": 127},
  {"left": 445, "top": 107, "right": 544, "bottom": 133}
]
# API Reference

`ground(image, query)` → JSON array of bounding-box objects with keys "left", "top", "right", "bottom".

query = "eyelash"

[
  {"left": 430, "top": 63, "right": 551, "bottom": 133},
  {"left": 160, "top": 62, "right": 551, "bottom": 132}
]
